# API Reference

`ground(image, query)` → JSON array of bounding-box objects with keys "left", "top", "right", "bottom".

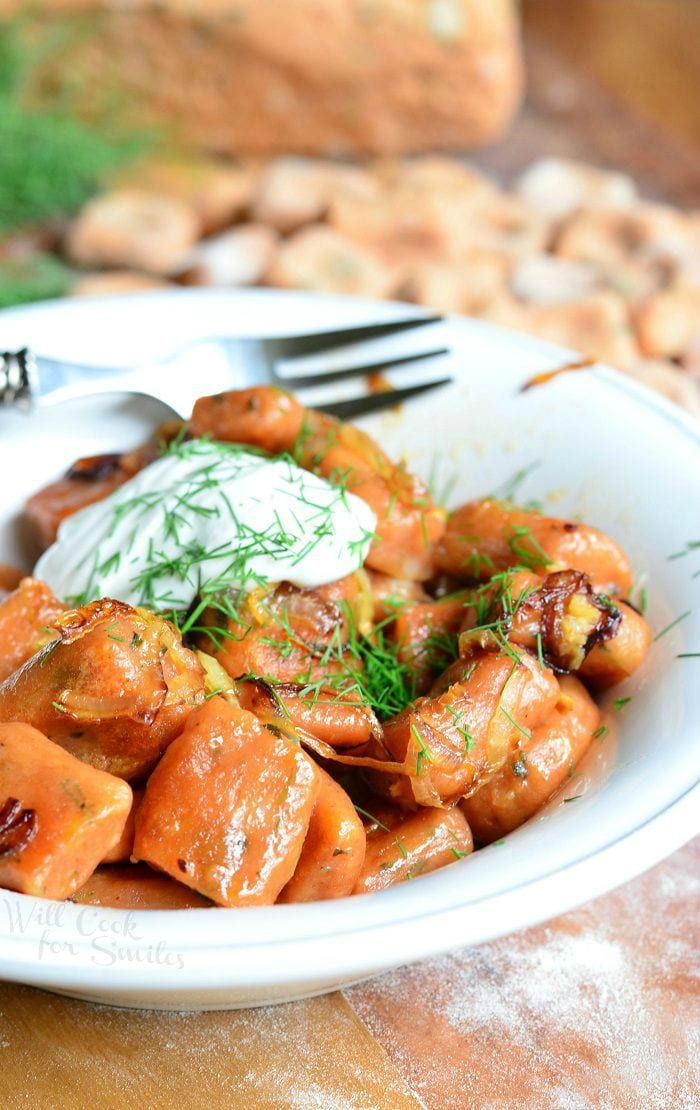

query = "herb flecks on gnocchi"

[{"left": 0, "top": 386, "right": 650, "bottom": 908}]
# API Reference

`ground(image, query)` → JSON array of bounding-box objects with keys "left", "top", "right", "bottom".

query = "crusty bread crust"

[{"left": 3, "top": 0, "right": 523, "bottom": 154}]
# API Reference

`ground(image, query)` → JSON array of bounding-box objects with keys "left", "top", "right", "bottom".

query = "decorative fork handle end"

[{"left": 0, "top": 349, "right": 37, "bottom": 409}]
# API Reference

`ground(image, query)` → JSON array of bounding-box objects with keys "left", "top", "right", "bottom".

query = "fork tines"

[
  {"left": 273, "top": 313, "right": 443, "bottom": 359},
  {"left": 314, "top": 377, "right": 454, "bottom": 419},
  {"left": 270, "top": 313, "right": 452, "bottom": 416}
]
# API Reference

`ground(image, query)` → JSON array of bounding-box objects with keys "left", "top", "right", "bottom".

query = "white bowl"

[{"left": 0, "top": 289, "right": 698, "bottom": 1011}]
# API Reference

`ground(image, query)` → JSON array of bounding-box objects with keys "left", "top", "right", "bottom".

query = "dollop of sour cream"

[{"left": 35, "top": 440, "right": 377, "bottom": 610}]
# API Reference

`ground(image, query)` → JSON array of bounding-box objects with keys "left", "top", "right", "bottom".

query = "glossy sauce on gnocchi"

[{"left": 0, "top": 387, "right": 651, "bottom": 910}]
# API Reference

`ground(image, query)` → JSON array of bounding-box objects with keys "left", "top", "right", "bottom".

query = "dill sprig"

[
  {"left": 459, "top": 571, "right": 537, "bottom": 646},
  {"left": 353, "top": 805, "right": 390, "bottom": 831},
  {"left": 505, "top": 525, "right": 552, "bottom": 572},
  {"left": 0, "top": 23, "right": 150, "bottom": 239},
  {"left": 500, "top": 707, "right": 532, "bottom": 741},
  {"left": 668, "top": 540, "right": 700, "bottom": 561},
  {"left": 234, "top": 594, "right": 462, "bottom": 723},
  {"left": 490, "top": 461, "right": 542, "bottom": 506},
  {"left": 293, "top": 609, "right": 422, "bottom": 721},
  {"left": 445, "top": 703, "right": 475, "bottom": 753},
  {"left": 346, "top": 624, "right": 419, "bottom": 719},
  {"left": 654, "top": 610, "right": 692, "bottom": 642},
  {"left": 0, "top": 253, "right": 72, "bottom": 309},
  {"left": 427, "top": 454, "right": 459, "bottom": 508}
]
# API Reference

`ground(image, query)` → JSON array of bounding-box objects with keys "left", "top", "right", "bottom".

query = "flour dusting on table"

[{"left": 348, "top": 839, "right": 700, "bottom": 1110}]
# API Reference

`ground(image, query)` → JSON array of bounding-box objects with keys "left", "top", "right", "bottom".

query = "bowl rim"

[
  {"left": 0, "top": 288, "right": 698, "bottom": 995},
  {"left": 1, "top": 783, "right": 697, "bottom": 993}
]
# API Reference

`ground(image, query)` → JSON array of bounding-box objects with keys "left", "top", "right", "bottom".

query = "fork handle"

[
  {"left": 0, "top": 349, "right": 131, "bottom": 410},
  {"left": 0, "top": 349, "right": 37, "bottom": 409}
]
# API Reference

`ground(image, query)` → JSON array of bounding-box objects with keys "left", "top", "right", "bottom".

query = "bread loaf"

[{"left": 3, "top": 0, "right": 523, "bottom": 155}]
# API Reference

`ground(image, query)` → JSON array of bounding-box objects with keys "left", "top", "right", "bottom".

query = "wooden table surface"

[
  {"left": 0, "top": 839, "right": 696, "bottom": 1109},
  {"left": 475, "top": 0, "right": 700, "bottom": 206},
  {"left": 1, "top": 4, "right": 698, "bottom": 1107}
]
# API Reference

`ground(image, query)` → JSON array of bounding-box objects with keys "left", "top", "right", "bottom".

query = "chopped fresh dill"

[
  {"left": 654, "top": 610, "right": 692, "bottom": 642},
  {"left": 490, "top": 461, "right": 542, "bottom": 504},
  {"left": 40, "top": 639, "right": 60, "bottom": 665},
  {"left": 445, "top": 704, "right": 475, "bottom": 753},
  {"left": 354, "top": 805, "right": 390, "bottom": 832},
  {"left": 291, "top": 413, "right": 315, "bottom": 463},
  {"left": 420, "top": 512, "right": 430, "bottom": 550},
  {"left": 70, "top": 441, "right": 374, "bottom": 621},
  {"left": 463, "top": 549, "right": 495, "bottom": 578},
  {"left": 99, "top": 552, "right": 121, "bottom": 577},
  {"left": 500, "top": 707, "right": 532, "bottom": 741},
  {"left": 447, "top": 828, "right": 470, "bottom": 859},
  {"left": 348, "top": 525, "right": 379, "bottom": 563},
  {"left": 667, "top": 540, "right": 700, "bottom": 561},
  {"left": 410, "top": 722, "right": 433, "bottom": 777},
  {"left": 459, "top": 571, "right": 536, "bottom": 654},
  {"left": 505, "top": 526, "right": 552, "bottom": 572},
  {"left": 427, "top": 454, "right": 459, "bottom": 508},
  {"left": 394, "top": 838, "right": 408, "bottom": 860},
  {"left": 269, "top": 598, "right": 463, "bottom": 723}
]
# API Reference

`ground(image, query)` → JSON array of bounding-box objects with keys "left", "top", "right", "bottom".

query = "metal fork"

[{"left": 0, "top": 314, "right": 451, "bottom": 421}]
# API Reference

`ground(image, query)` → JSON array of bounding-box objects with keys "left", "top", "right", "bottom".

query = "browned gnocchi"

[{"left": 0, "top": 386, "right": 651, "bottom": 908}]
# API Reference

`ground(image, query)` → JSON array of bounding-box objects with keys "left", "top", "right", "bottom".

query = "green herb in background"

[
  {"left": 0, "top": 253, "right": 72, "bottom": 308},
  {"left": 0, "top": 20, "right": 154, "bottom": 307},
  {"left": 0, "top": 18, "right": 26, "bottom": 99},
  {"left": 0, "top": 106, "right": 144, "bottom": 237}
]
